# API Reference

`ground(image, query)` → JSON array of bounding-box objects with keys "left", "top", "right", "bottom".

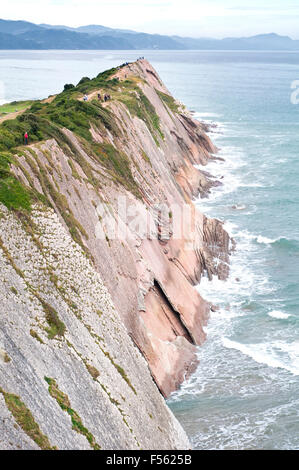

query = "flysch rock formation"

[{"left": 0, "top": 59, "right": 231, "bottom": 449}]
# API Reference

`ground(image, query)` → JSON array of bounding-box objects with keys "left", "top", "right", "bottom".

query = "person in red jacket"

[{"left": 24, "top": 132, "right": 28, "bottom": 145}]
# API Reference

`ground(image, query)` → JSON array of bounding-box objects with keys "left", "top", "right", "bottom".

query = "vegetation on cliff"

[
  {"left": 156, "top": 90, "right": 180, "bottom": 114},
  {"left": 0, "top": 152, "right": 32, "bottom": 210},
  {"left": 0, "top": 60, "right": 221, "bottom": 450},
  {"left": 0, "top": 100, "right": 33, "bottom": 117},
  {"left": 0, "top": 388, "right": 55, "bottom": 449},
  {"left": 44, "top": 377, "right": 101, "bottom": 450},
  {"left": 0, "top": 64, "right": 164, "bottom": 214}
]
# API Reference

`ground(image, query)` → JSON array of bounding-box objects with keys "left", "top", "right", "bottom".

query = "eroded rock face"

[
  {"left": 0, "top": 60, "right": 230, "bottom": 449},
  {"left": 0, "top": 205, "right": 189, "bottom": 450},
  {"left": 13, "top": 60, "right": 230, "bottom": 398}
]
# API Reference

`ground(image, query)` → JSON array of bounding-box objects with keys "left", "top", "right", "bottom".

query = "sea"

[{"left": 1, "top": 49, "right": 298, "bottom": 450}]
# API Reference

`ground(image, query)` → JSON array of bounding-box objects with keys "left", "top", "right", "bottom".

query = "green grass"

[
  {"left": 0, "top": 69, "right": 123, "bottom": 212},
  {"left": 0, "top": 116, "right": 72, "bottom": 211},
  {"left": 4, "top": 353, "right": 11, "bottom": 363},
  {"left": 0, "top": 100, "right": 34, "bottom": 116},
  {"left": 0, "top": 152, "right": 31, "bottom": 210},
  {"left": 141, "top": 149, "right": 151, "bottom": 164},
  {"left": 30, "top": 329, "right": 44, "bottom": 344},
  {"left": 102, "top": 349, "right": 137, "bottom": 395},
  {"left": 44, "top": 377, "right": 101, "bottom": 450},
  {"left": 67, "top": 159, "right": 81, "bottom": 181},
  {"left": 156, "top": 90, "right": 180, "bottom": 114},
  {"left": 92, "top": 142, "right": 141, "bottom": 198},
  {"left": 34, "top": 296, "right": 66, "bottom": 339},
  {"left": 0, "top": 63, "right": 150, "bottom": 213},
  {"left": 0, "top": 388, "right": 54, "bottom": 449},
  {"left": 115, "top": 86, "right": 164, "bottom": 145},
  {"left": 22, "top": 151, "right": 88, "bottom": 249}
]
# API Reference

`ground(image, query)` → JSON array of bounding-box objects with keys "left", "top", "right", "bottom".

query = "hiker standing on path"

[{"left": 24, "top": 132, "right": 28, "bottom": 145}]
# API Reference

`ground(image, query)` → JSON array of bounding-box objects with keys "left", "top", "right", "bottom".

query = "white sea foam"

[
  {"left": 222, "top": 220, "right": 238, "bottom": 233},
  {"left": 222, "top": 338, "right": 299, "bottom": 376},
  {"left": 221, "top": 227, "right": 280, "bottom": 251},
  {"left": 196, "top": 217, "right": 275, "bottom": 307},
  {"left": 255, "top": 235, "right": 291, "bottom": 246},
  {"left": 238, "top": 182, "right": 265, "bottom": 188},
  {"left": 173, "top": 110, "right": 297, "bottom": 446},
  {"left": 193, "top": 112, "right": 221, "bottom": 118},
  {"left": 195, "top": 141, "right": 252, "bottom": 210},
  {"left": 256, "top": 235, "right": 277, "bottom": 244},
  {"left": 170, "top": 72, "right": 299, "bottom": 448},
  {"left": 191, "top": 397, "right": 299, "bottom": 450},
  {"left": 268, "top": 310, "right": 291, "bottom": 319}
]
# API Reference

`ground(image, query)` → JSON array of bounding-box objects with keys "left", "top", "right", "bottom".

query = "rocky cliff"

[{"left": 0, "top": 59, "right": 230, "bottom": 449}]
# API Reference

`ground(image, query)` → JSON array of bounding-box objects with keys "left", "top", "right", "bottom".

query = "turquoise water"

[
  {"left": 1, "top": 50, "right": 298, "bottom": 449},
  {"left": 163, "top": 52, "right": 299, "bottom": 450}
]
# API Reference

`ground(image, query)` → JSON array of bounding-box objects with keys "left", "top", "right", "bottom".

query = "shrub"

[{"left": 64, "top": 83, "right": 75, "bottom": 91}]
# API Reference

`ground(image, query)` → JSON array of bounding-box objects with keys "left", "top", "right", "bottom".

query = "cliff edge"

[{"left": 0, "top": 59, "right": 230, "bottom": 449}]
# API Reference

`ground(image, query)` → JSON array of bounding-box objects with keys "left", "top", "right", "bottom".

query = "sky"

[{"left": 2, "top": 0, "right": 299, "bottom": 38}]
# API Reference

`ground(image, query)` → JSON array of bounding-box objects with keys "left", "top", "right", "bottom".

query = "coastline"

[
  {"left": 168, "top": 89, "right": 299, "bottom": 449},
  {"left": 0, "top": 59, "right": 231, "bottom": 449},
  {"left": 167, "top": 116, "right": 236, "bottom": 398},
  {"left": 167, "top": 113, "right": 250, "bottom": 448},
  {"left": 1, "top": 49, "right": 299, "bottom": 451}
]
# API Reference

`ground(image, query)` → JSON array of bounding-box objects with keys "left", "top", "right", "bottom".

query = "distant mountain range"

[{"left": 1, "top": 19, "right": 299, "bottom": 50}]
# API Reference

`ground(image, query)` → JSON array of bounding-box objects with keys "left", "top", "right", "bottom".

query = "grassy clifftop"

[{"left": 0, "top": 62, "right": 174, "bottom": 212}]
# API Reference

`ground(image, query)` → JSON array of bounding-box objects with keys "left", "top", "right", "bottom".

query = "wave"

[
  {"left": 227, "top": 231, "right": 299, "bottom": 252},
  {"left": 255, "top": 236, "right": 299, "bottom": 252},
  {"left": 256, "top": 235, "right": 278, "bottom": 244},
  {"left": 268, "top": 310, "right": 291, "bottom": 319},
  {"left": 196, "top": 155, "right": 245, "bottom": 207},
  {"left": 238, "top": 182, "right": 265, "bottom": 188},
  {"left": 193, "top": 112, "right": 221, "bottom": 119},
  {"left": 174, "top": 103, "right": 299, "bottom": 448},
  {"left": 222, "top": 338, "right": 299, "bottom": 376},
  {"left": 272, "top": 237, "right": 299, "bottom": 251}
]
